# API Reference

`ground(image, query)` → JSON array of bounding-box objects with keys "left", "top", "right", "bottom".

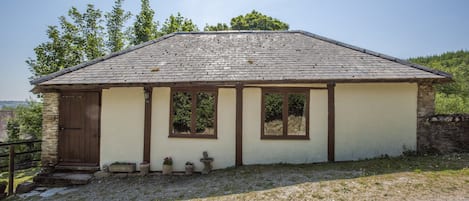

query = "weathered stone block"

[{"left": 16, "top": 182, "right": 36, "bottom": 194}]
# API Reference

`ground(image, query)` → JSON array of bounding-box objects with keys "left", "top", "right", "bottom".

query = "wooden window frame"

[
  {"left": 261, "top": 88, "right": 310, "bottom": 140},
  {"left": 169, "top": 87, "right": 218, "bottom": 139}
]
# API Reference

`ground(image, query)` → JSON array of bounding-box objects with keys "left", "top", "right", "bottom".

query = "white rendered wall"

[
  {"left": 335, "top": 83, "right": 418, "bottom": 161},
  {"left": 100, "top": 87, "right": 145, "bottom": 169},
  {"left": 150, "top": 88, "right": 236, "bottom": 171},
  {"left": 242, "top": 88, "right": 328, "bottom": 165}
]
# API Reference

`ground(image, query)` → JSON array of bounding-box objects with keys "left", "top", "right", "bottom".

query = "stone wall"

[
  {"left": 41, "top": 93, "right": 60, "bottom": 166},
  {"left": 416, "top": 83, "right": 435, "bottom": 151},
  {"left": 418, "top": 114, "right": 469, "bottom": 153}
]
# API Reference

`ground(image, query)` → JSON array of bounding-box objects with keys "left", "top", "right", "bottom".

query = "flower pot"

[
  {"left": 162, "top": 164, "right": 172, "bottom": 175},
  {"left": 140, "top": 163, "right": 150, "bottom": 176},
  {"left": 185, "top": 165, "right": 194, "bottom": 175}
]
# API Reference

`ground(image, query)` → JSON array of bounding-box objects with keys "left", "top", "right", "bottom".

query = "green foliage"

[
  {"left": 5, "top": 101, "right": 42, "bottom": 141},
  {"left": 409, "top": 50, "right": 469, "bottom": 114},
  {"left": 205, "top": 10, "right": 289, "bottom": 31},
  {"left": 27, "top": 4, "right": 105, "bottom": 77},
  {"left": 132, "top": 0, "right": 159, "bottom": 45},
  {"left": 204, "top": 23, "right": 230, "bottom": 31},
  {"left": 105, "top": 0, "right": 132, "bottom": 52},
  {"left": 6, "top": 119, "right": 20, "bottom": 142},
  {"left": 161, "top": 12, "right": 198, "bottom": 34},
  {"left": 231, "top": 10, "right": 289, "bottom": 31}
]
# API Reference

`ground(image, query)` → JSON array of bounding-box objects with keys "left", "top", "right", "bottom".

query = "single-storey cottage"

[{"left": 31, "top": 30, "right": 451, "bottom": 172}]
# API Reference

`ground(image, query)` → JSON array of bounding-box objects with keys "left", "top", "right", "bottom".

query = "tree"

[
  {"left": 204, "top": 23, "right": 230, "bottom": 31},
  {"left": 5, "top": 101, "right": 42, "bottom": 141},
  {"left": 132, "top": 0, "right": 159, "bottom": 45},
  {"left": 68, "top": 5, "right": 106, "bottom": 60},
  {"left": 161, "top": 12, "right": 198, "bottom": 34},
  {"left": 105, "top": 0, "right": 132, "bottom": 52},
  {"left": 27, "top": 4, "right": 105, "bottom": 77},
  {"left": 204, "top": 10, "right": 289, "bottom": 31},
  {"left": 231, "top": 10, "right": 289, "bottom": 30},
  {"left": 409, "top": 50, "right": 469, "bottom": 114}
]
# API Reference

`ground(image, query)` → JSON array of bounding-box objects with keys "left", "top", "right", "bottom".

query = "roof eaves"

[
  {"left": 30, "top": 33, "right": 177, "bottom": 85},
  {"left": 296, "top": 30, "right": 452, "bottom": 79}
]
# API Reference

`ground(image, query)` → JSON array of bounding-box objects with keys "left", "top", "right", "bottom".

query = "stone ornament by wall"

[{"left": 41, "top": 92, "right": 60, "bottom": 166}]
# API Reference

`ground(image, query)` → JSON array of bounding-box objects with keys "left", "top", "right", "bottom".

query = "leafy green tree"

[
  {"left": 6, "top": 119, "right": 20, "bottom": 142},
  {"left": 68, "top": 5, "right": 106, "bottom": 60},
  {"left": 409, "top": 50, "right": 469, "bottom": 114},
  {"left": 161, "top": 12, "right": 198, "bottom": 34},
  {"left": 204, "top": 23, "right": 230, "bottom": 31},
  {"left": 204, "top": 10, "right": 288, "bottom": 31},
  {"left": 27, "top": 4, "right": 105, "bottom": 77},
  {"left": 231, "top": 10, "right": 289, "bottom": 30},
  {"left": 6, "top": 101, "right": 43, "bottom": 141},
  {"left": 132, "top": 0, "right": 159, "bottom": 45},
  {"left": 105, "top": 0, "right": 132, "bottom": 52},
  {"left": 27, "top": 26, "right": 78, "bottom": 77}
]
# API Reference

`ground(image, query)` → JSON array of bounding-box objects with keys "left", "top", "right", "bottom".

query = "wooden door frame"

[{"left": 58, "top": 90, "right": 102, "bottom": 166}]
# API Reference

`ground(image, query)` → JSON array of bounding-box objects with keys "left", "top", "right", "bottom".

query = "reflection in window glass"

[
  {"left": 196, "top": 92, "right": 215, "bottom": 134},
  {"left": 264, "top": 93, "right": 283, "bottom": 136},
  {"left": 288, "top": 94, "right": 306, "bottom": 136},
  {"left": 172, "top": 92, "right": 192, "bottom": 134}
]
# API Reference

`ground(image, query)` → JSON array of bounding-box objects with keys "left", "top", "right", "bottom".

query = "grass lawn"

[
  {"left": 0, "top": 167, "right": 40, "bottom": 194},
  {"left": 5, "top": 153, "right": 469, "bottom": 201}
]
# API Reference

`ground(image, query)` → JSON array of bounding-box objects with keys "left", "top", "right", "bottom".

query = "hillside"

[
  {"left": 409, "top": 50, "right": 469, "bottom": 114},
  {"left": 0, "top": 101, "right": 27, "bottom": 109}
]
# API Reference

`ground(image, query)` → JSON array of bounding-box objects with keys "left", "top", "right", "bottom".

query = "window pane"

[
  {"left": 288, "top": 93, "right": 307, "bottom": 136},
  {"left": 195, "top": 92, "right": 216, "bottom": 134},
  {"left": 264, "top": 93, "right": 283, "bottom": 136},
  {"left": 172, "top": 92, "right": 192, "bottom": 134}
]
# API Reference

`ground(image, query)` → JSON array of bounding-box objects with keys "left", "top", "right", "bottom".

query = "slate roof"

[{"left": 31, "top": 30, "right": 451, "bottom": 86}]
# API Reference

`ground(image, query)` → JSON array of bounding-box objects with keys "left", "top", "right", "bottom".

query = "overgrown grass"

[{"left": 0, "top": 167, "right": 40, "bottom": 192}]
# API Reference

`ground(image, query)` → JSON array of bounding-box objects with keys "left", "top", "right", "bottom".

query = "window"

[
  {"left": 261, "top": 88, "right": 309, "bottom": 139},
  {"left": 170, "top": 88, "right": 217, "bottom": 138}
]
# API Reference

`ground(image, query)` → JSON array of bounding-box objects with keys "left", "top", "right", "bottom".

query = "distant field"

[{"left": 0, "top": 101, "right": 27, "bottom": 109}]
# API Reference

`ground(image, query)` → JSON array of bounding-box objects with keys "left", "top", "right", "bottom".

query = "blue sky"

[{"left": 0, "top": 0, "right": 468, "bottom": 100}]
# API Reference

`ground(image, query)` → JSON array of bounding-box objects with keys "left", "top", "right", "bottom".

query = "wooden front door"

[{"left": 58, "top": 91, "right": 100, "bottom": 166}]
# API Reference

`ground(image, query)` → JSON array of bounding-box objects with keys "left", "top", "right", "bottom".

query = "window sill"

[
  {"left": 261, "top": 135, "right": 310, "bottom": 140},
  {"left": 168, "top": 134, "right": 217, "bottom": 139}
]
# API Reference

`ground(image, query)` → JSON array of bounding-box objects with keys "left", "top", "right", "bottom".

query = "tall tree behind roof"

[
  {"left": 204, "top": 10, "right": 289, "bottom": 31},
  {"left": 26, "top": 4, "right": 105, "bottom": 77},
  {"left": 105, "top": 0, "right": 132, "bottom": 52},
  {"left": 231, "top": 10, "right": 289, "bottom": 30},
  {"left": 132, "top": 0, "right": 159, "bottom": 45},
  {"left": 161, "top": 12, "right": 199, "bottom": 34}
]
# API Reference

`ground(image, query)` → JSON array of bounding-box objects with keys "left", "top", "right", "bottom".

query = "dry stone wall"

[{"left": 418, "top": 114, "right": 469, "bottom": 153}]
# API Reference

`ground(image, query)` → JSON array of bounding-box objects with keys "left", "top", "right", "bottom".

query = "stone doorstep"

[
  {"left": 55, "top": 165, "right": 100, "bottom": 172},
  {"left": 34, "top": 173, "right": 93, "bottom": 187}
]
